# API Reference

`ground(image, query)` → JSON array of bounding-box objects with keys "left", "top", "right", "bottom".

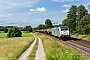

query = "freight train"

[{"left": 36, "top": 26, "right": 70, "bottom": 40}]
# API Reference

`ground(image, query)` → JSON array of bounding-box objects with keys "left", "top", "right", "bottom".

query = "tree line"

[
  {"left": 0, "top": 19, "right": 53, "bottom": 38},
  {"left": 37, "top": 19, "right": 53, "bottom": 29},
  {"left": 0, "top": 26, "right": 32, "bottom": 37},
  {"left": 62, "top": 4, "right": 90, "bottom": 35}
]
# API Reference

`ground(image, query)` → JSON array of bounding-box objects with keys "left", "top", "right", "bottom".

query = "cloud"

[
  {"left": 0, "top": 0, "right": 40, "bottom": 9},
  {"left": 36, "top": 7, "right": 47, "bottom": 12},
  {"left": 29, "top": 7, "right": 47, "bottom": 13},
  {"left": 0, "top": 15, "right": 4, "bottom": 18},
  {"left": 30, "top": 9, "right": 35, "bottom": 12},
  {"left": 7, "top": 14, "right": 12, "bottom": 16},
  {"left": 52, "top": 0, "right": 74, "bottom": 2},
  {"left": 63, "top": 4, "right": 71, "bottom": 7},
  {"left": 62, "top": 9, "right": 69, "bottom": 12}
]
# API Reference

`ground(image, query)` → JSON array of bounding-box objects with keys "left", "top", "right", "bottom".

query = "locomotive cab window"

[{"left": 61, "top": 27, "right": 68, "bottom": 31}]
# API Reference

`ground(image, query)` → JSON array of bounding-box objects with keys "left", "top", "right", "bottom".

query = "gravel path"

[
  {"left": 18, "top": 34, "right": 37, "bottom": 60},
  {"left": 35, "top": 36, "right": 46, "bottom": 60}
]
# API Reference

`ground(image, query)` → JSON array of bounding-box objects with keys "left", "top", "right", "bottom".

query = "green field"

[
  {"left": 71, "top": 34, "right": 90, "bottom": 41},
  {"left": 36, "top": 32, "right": 85, "bottom": 60},
  {"left": 0, "top": 33, "right": 7, "bottom": 38},
  {"left": 0, "top": 32, "right": 34, "bottom": 58},
  {"left": 22, "top": 32, "right": 33, "bottom": 37},
  {"left": 0, "top": 32, "right": 32, "bottom": 38}
]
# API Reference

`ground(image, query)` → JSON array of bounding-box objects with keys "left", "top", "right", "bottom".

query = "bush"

[
  {"left": 77, "top": 15, "right": 90, "bottom": 35},
  {"left": 24, "top": 25, "right": 32, "bottom": 32},
  {"left": 3, "top": 27, "right": 8, "bottom": 33},
  {"left": 7, "top": 27, "right": 22, "bottom": 37},
  {"left": 83, "top": 24, "right": 90, "bottom": 35}
]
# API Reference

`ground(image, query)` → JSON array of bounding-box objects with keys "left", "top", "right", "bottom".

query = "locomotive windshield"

[{"left": 61, "top": 27, "right": 68, "bottom": 31}]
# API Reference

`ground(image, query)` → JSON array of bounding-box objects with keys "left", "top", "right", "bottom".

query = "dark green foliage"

[
  {"left": 24, "top": 25, "right": 32, "bottom": 32},
  {"left": 77, "top": 4, "right": 88, "bottom": 24},
  {"left": 62, "top": 18, "right": 69, "bottom": 26},
  {"left": 45, "top": 19, "right": 53, "bottom": 28},
  {"left": 0, "top": 26, "right": 4, "bottom": 31},
  {"left": 3, "top": 27, "right": 8, "bottom": 33},
  {"left": 7, "top": 27, "right": 22, "bottom": 37},
  {"left": 37, "top": 24, "right": 46, "bottom": 29},
  {"left": 19, "top": 27, "right": 25, "bottom": 31},
  {"left": 62, "top": 4, "right": 90, "bottom": 34},
  {"left": 63, "top": 5, "right": 77, "bottom": 32},
  {"left": 77, "top": 15, "right": 90, "bottom": 35},
  {"left": 0, "top": 26, "right": 14, "bottom": 31},
  {"left": 83, "top": 24, "right": 90, "bottom": 35}
]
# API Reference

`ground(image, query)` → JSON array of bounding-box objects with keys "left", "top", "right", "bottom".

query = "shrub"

[
  {"left": 7, "top": 27, "right": 22, "bottom": 37},
  {"left": 3, "top": 27, "right": 8, "bottom": 33}
]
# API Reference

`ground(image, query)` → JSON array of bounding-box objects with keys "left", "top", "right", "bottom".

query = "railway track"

[
  {"left": 40, "top": 33, "right": 90, "bottom": 58},
  {"left": 65, "top": 40, "right": 90, "bottom": 57}
]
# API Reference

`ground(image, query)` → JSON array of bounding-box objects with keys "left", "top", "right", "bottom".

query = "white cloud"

[
  {"left": 63, "top": 4, "right": 71, "bottom": 7},
  {"left": 53, "top": 0, "right": 74, "bottom": 2},
  {"left": 19, "top": 7, "right": 47, "bottom": 14},
  {"left": 7, "top": 14, "right": 12, "bottom": 16},
  {"left": 36, "top": 7, "right": 47, "bottom": 12},
  {"left": 0, "top": 15, "right": 4, "bottom": 18},
  {"left": 63, "top": 9, "right": 69, "bottom": 12},
  {"left": 30, "top": 9, "right": 35, "bottom": 12},
  {"left": 0, "top": 0, "right": 40, "bottom": 9},
  {"left": 29, "top": 7, "right": 47, "bottom": 13}
]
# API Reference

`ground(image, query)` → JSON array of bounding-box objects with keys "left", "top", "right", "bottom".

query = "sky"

[{"left": 0, "top": 0, "right": 90, "bottom": 28}]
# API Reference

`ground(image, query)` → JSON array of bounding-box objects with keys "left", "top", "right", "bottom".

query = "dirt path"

[
  {"left": 18, "top": 34, "right": 37, "bottom": 60},
  {"left": 35, "top": 36, "right": 46, "bottom": 60}
]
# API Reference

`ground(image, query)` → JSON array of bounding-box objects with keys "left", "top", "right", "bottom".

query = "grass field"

[
  {"left": 28, "top": 37, "right": 38, "bottom": 60},
  {"left": 36, "top": 32, "right": 85, "bottom": 60},
  {"left": 22, "top": 33, "right": 33, "bottom": 37},
  {"left": 0, "top": 33, "right": 7, "bottom": 38},
  {"left": 71, "top": 34, "right": 90, "bottom": 41},
  {"left": 0, "top": 32, "right": 32, "bottom": 38},
  {"left": 0, "top": 32, "right": 34, "bottom": 58}
]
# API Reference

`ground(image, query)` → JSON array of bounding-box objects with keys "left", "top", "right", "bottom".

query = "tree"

[
  {"left": 37, "top": 24, "right": 46, "bottom": 29},
  {"left": 83, "top": 24, "right": 90, "bottom": 35},
  {"left": 67, "top": 5, "right": 77, "bottom": 32},
  {"left": 3, "top": 27, "right": 8, "bottom": 33},
  {"left": 77, "top": 4, "right": 88, "bottom": 25},
  {"left": 77, "top": 15, "right": 90, "bottom": 34},
  {"left": 7, "top": 26, "right": 22, "bottom": 37},
  {"left": 45, "top": 19, "right": 53, "bottom": 28},
  {"left": 62, "top": 18, "right": 69, "bottom": 26},
  {"left": 62, "top": 4, "right": 90, "bottom": 34},
  {"left": 24, "top": 25, "right": 32, "bottom": 32},
  {"left": 0, "top": 26, "right": 4, "bottom": 31}
]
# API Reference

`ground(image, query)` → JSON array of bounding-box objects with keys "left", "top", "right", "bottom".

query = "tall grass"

[
  {"left": 28, "top": 37, "right": 38, "bottom": 60},
  {"left": 71, "top": 34, "right": 90, "bottom": 41},
  {"left": 0, "top": 33, "right": 34, "bottom": 58},
  {"left": 36, "top": 33, "right": 85, "bottom": 60}
]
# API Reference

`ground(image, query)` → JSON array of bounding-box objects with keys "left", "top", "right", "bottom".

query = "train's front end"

[{"left": 59, "top": 26, "right": 70, "bottom": 40}]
